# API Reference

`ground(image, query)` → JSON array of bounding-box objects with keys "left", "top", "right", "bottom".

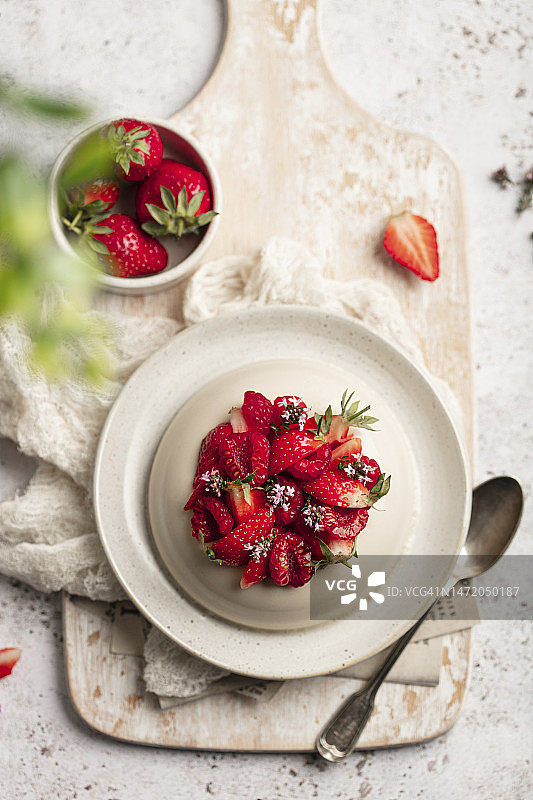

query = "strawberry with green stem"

[
  {"left": 90, "top": 213, "right": 168, "bottom": 278},
  {"left": 135, "top": 158, "right": 217, "bottom": 238},
  {"left": 105, "top": 118, "right": 163, "bottom": 181}
]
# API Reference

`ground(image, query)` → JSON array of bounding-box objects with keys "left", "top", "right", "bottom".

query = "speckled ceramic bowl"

[
  {"left": 93, "top": 306, "right": 471, "bottom": 680},
  {"left": 48, "top": 117, "right": 221, "bottom": 295}
]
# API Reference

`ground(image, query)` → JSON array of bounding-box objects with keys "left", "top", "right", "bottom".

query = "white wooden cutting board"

[{"left": 63, "top": 0, "right": 474, "bottom": 750}]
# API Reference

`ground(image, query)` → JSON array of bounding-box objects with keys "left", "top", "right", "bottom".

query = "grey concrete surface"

[{"left": 0, "top": 1, "right": 532, "bottom": 798}]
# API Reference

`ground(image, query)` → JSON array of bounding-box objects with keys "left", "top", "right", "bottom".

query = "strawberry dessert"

[{"left": 184, "top": 390, "right": 390, "bottom": 590}]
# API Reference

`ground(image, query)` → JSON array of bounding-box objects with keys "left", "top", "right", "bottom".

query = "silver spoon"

[{"left": 316, "top": 475, "right": 524, "bottom": 762}]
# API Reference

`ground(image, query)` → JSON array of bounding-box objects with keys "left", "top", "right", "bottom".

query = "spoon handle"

[{"left": 316, "top": 612, "right": 429, "bottom": 762}]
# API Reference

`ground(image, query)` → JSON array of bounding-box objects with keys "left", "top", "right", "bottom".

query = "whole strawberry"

[
  {"left": 90, "top": 213, "right": 168, "bottom": 278},
  {"left": 135, "top": 158, "right": 217, "bottom": 238},
  {"left": 61, "top": 178, "right": 120, "bottom": 237},
  {"left": 105, "top": 118, "right": 163, "bottom": 182}
]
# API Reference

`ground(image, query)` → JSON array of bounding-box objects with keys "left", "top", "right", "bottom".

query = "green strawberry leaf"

[
  {"left": 145, "top": 203, "right": 170, "bottom": 226},
  {"left": 141, "top": 220, "right": 166, "bottom": 237},
  {"left": 195, "top": 210, "right": 217, "bottom": 225},
  {"left": 88, "top": 237, "right": 110, "bottom": 255},
  {"left": 367, "top": 474, "right": 391, "bottom": 505},
  {"left": 117, "top": 153, "right": 131, "bottom": 174},
  {"left": 128, "top": 150, "right": 145, "bottom": 166},
  {"left": 187, "top": 190, "right": 205, "bottom": 217},
  {"left": 176, "top": 186, "right": 188, "bottom": 217},
  {"left": 134, "top": 141, "right": 150, "bottom": 155},
  {"left": 160, "top": 185, "right": 176, "bottom": 213},
  {"left": 129, "top": 127, "right": 149, "bottom": 141}
]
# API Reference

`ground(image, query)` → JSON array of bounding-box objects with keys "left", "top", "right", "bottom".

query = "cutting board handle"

[{"left": 170, "top": 0, "right": 336, "bottom": 123}]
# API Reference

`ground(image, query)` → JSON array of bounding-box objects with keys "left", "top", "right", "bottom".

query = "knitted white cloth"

[{"left": 0, "top": 237, "right": 446, "bottom": 699}]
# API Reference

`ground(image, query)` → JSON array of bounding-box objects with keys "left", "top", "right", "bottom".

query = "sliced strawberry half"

[
  {"left": 219, "top": 432, "right": 270, "bottom": 485},
  {"left": 301, "top": 469, "right": 370, "bottom": 508},
  {"left": 240, "top": 551, "right": 270, "bottom": 589},
  {"left": 330, "top": 437, "right": 362, "bottom": 467},
  {"left": 269, "top": 430, "right": 323, "bottom": 475},
  {"left": 209, "top": 509, "right": 274, "bottom": 566},
  {"left": 241, "top": 391, "right": 274, "bottom": 435},
  {"left": 269, "top": 532, "right": 313, "bottom": 588},
  {"left": 0, "top": 647, "right": 22, "bottom": 679},
  {"left": 383, "top": 211, "right": 439, "bottom": 282},
  {"left": 286, "top": 441, "right": 332, "bottom": 480},
  {"left": 226, "top": 484, "right": 267, "bottom": 525},
  {"left": 191, "top": 496, "right": 234, "bottom": 543},
  {"left": 264, "top": 476, "right": 303, "bottom": 525}
]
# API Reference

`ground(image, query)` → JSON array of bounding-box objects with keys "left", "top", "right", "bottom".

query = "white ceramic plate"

[{"left": 94, "top": 306, "right": 471, "bottom": 679}]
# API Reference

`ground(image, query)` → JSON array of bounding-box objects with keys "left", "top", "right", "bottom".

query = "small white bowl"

[{"left": 48, "top": 116, "right": 222, "bottom": 295}]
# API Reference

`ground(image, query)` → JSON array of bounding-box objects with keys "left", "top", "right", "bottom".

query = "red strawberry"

[
  {"left": 300, "top": 469, "right": 370, "bottom": 508},
  {"left": 219, "top": 432, "right": 270, "bottom": 485},
  {"left": 321, "top": 506, "right": 369, "bottom": 557},
  {"left": 286, "top": 441, "right": 332, "bottom": 480},
  {"left": 226, "top": 484, "right": 267, "bottom": 525},
  {"left": 67, "top": 177, "right": 120, "bottom": 216},
  {"left": 269, "top": 532, "right": 313, "bottom": 588},
  {"left": 241, "top": 391, "right": 274, "bottom": 435},
  {"left": 240, "top": 550, "right": 270, "bottom": 589},
  {"left": 91, "top": 214, "right": 168, "bottom": 278},
  {"left": 195, "top": 423, "right": 233, "bottom": 479},
  {"left": 264, "top": 476, "right": 303, "bottom": 525},
  {"left": 209, "top": 509, "right": 274, "bottom": 566},
  {"left": 269, "top": 430, "right": 323, "bottom": 475},
  {"left": 383, "top": 211, "right": 439, "bottom": 281},
  {"left": 106, "top": 118, "right": 163, "bottom": 182},
  {"left": 0, "top": 647, "right": 21, "bottom": 679},
  {"left": 135, "top": 158, "right": 217, "bottom": 238},
  {"left": 336, "top": 452, "right": 381, "bottom": 490},
  {"left": 191, "top": 496, "right": 234, "bottom": 543},
  {"left": 272, "top": 395, "right": 310, "bottom": 431},
  {"left": 296, "top": 504, "right": 368, "bottom": 560}
]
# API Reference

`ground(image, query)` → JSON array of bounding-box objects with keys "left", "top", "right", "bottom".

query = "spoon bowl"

[{"left": 453, "top": 475, "right": 524, "bottom": 581}]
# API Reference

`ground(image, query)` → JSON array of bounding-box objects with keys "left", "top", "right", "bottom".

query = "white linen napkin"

[{"left": 0, "top": 236, "right": 461, "bottom": 700}]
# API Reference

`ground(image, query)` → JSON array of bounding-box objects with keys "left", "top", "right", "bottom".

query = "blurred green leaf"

[{"left": 0, "top": 78, "right": 88, "bottom": 121}]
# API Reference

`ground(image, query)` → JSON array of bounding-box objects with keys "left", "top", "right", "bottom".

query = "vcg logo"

[{"left": 324, "top": 564, "right": 386, "bottom": 611}]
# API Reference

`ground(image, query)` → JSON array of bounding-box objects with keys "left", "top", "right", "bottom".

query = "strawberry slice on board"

[
  {"left": 383, "top": 211, "right": 439, "bottom": 282},
  {"left": 209, "top": 509, "right": 274, "bottom": 566},
  {"left": 0, "top": 647, "right": 22, "bottom": 679},
  {"left": 269, "top": 532, "right": 313, "bottom": 588},
  {"left": 301, "top": 469, "right": 370, "bottom": 509},
  {"left": 268, "top": 430, "right": 323, "bottom": 475}
]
